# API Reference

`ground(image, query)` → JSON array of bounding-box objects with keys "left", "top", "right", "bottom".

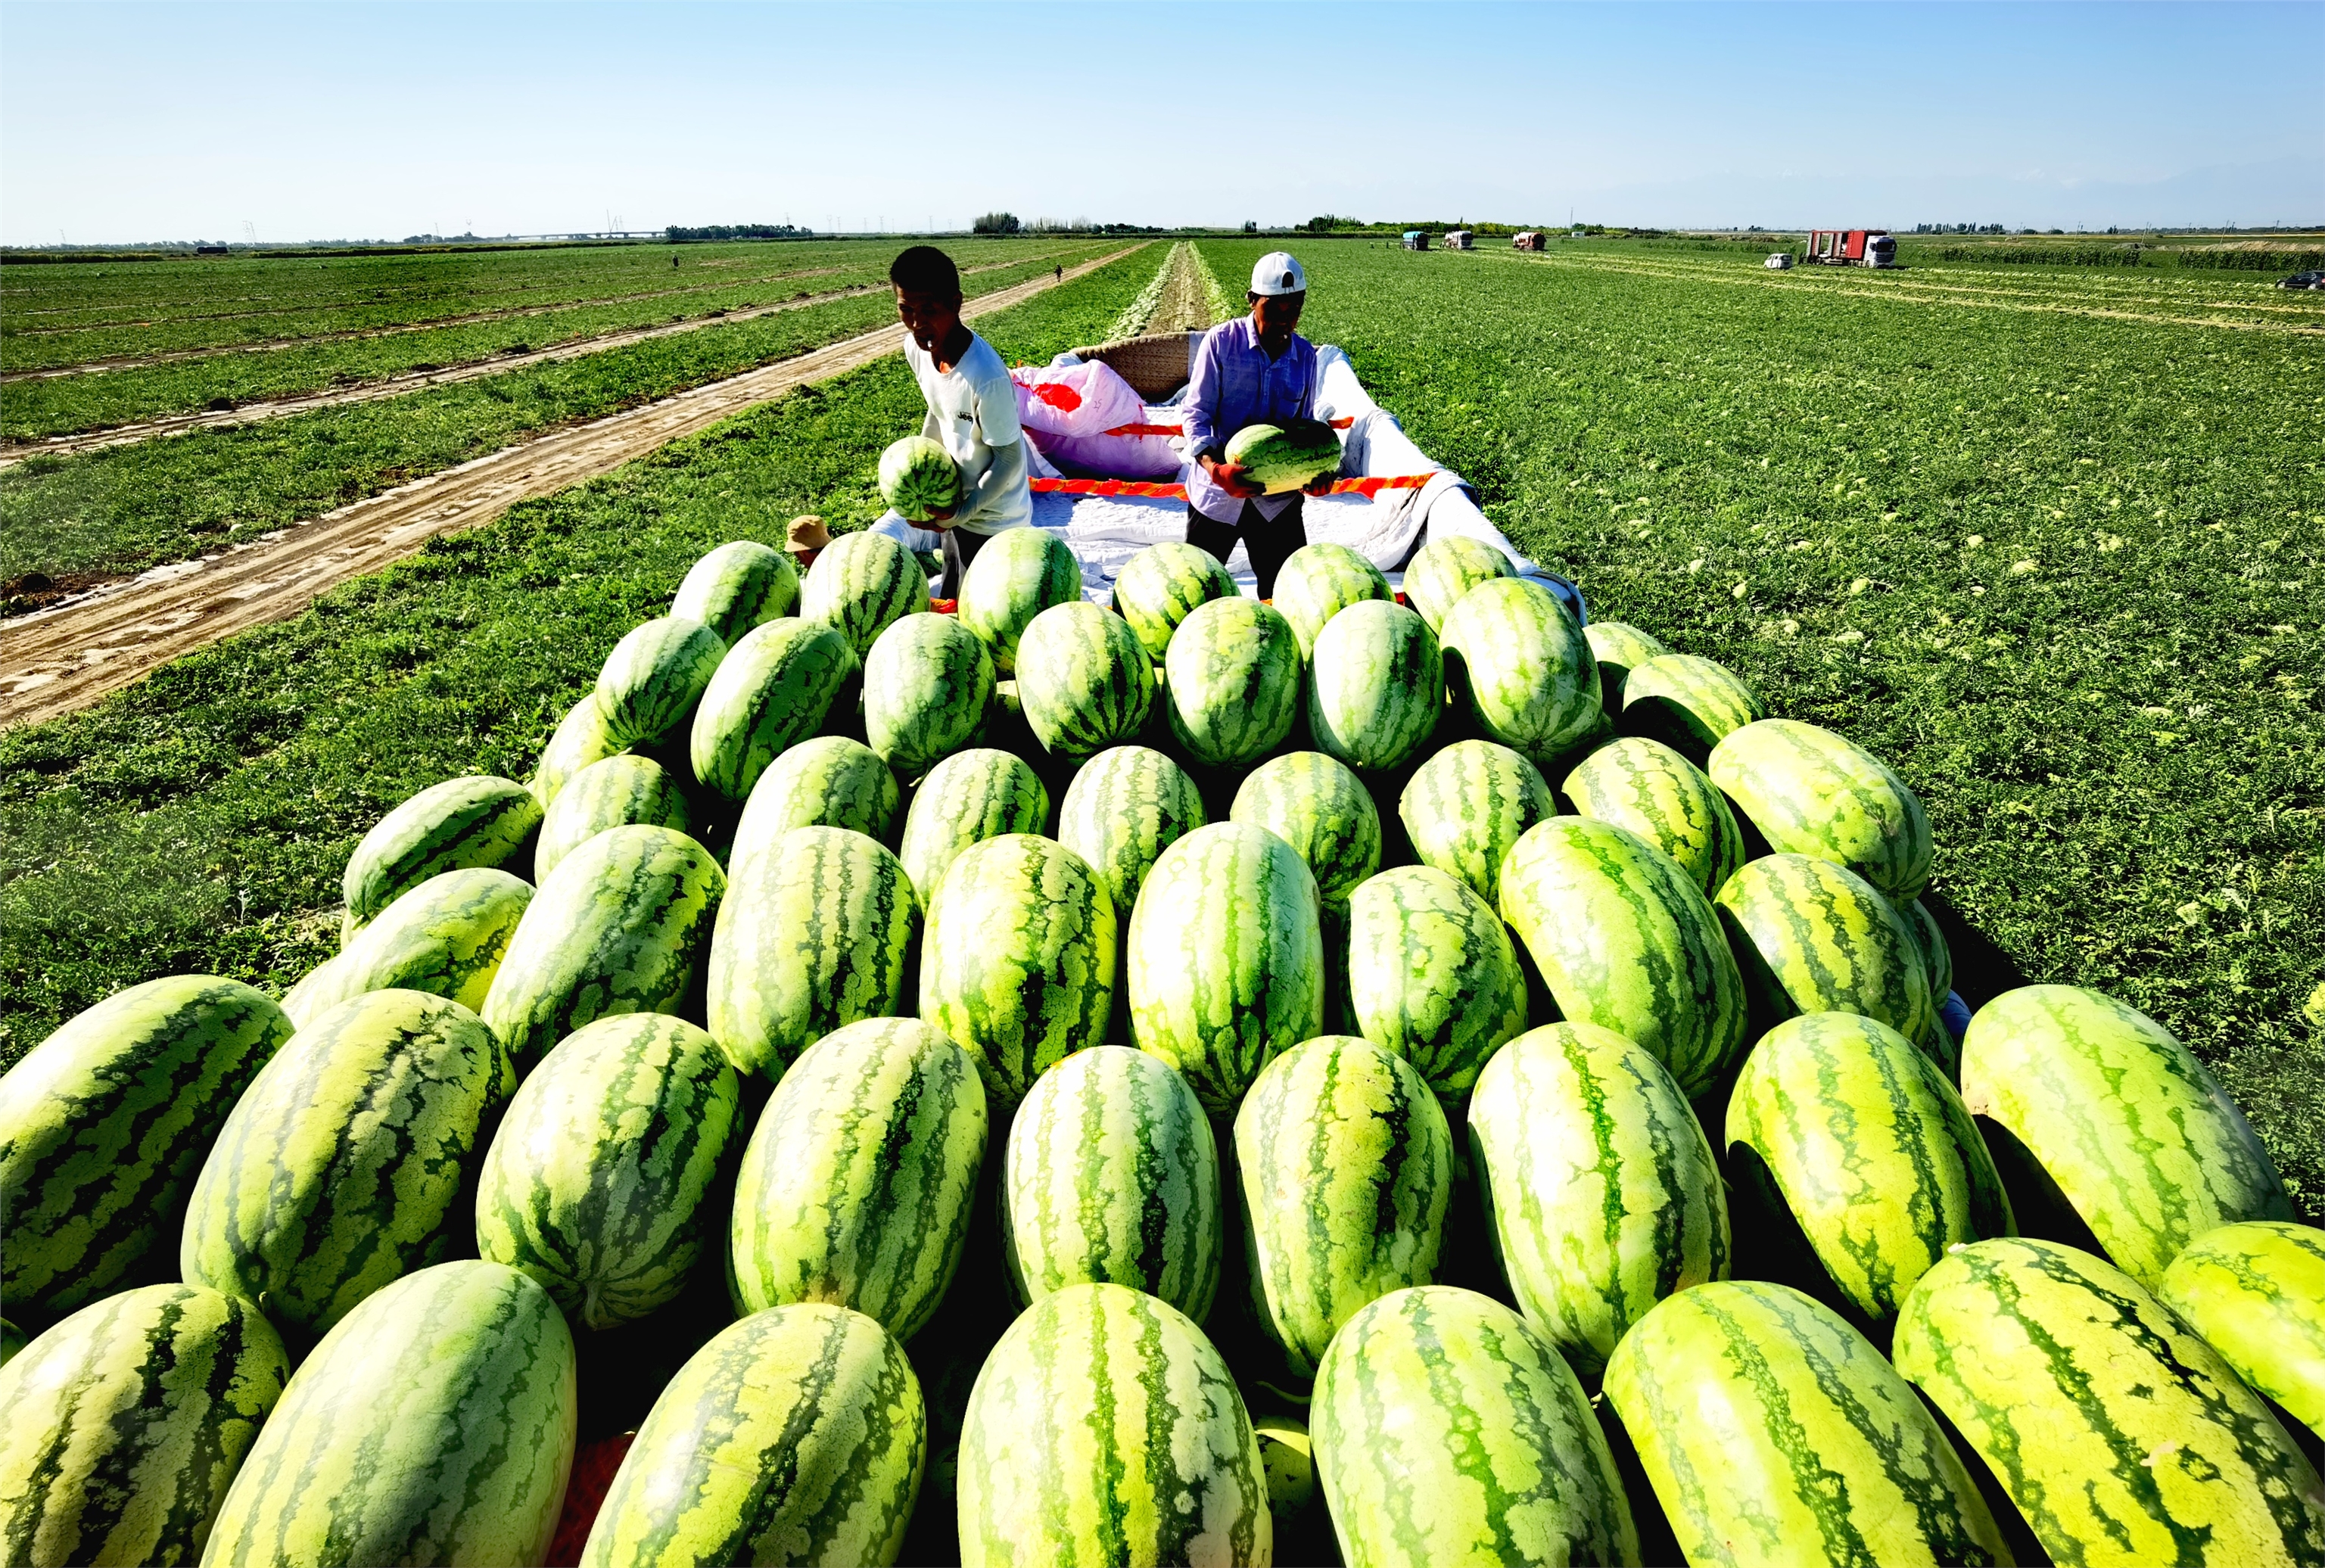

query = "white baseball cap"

[{"left": 1250, "top": 252, "right": 1307, "bottom": 296}]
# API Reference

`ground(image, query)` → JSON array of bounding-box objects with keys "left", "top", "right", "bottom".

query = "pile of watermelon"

[{"left": 3, "top": 518, "right": 2320, "bottom": 1568}]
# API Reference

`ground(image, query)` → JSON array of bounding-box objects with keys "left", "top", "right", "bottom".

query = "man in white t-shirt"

[{"left": 888, "top": 246, "right": 1032, "bottom": 597}]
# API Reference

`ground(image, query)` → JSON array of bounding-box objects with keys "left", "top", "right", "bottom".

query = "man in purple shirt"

[{"left": 1182, "top": 250, "right": 1337, "bottom": 598}]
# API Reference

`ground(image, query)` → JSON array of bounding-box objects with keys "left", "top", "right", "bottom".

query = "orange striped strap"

[
  {"left": 1029, "top": 473, "right": 1432, "bottom": 500},
  {"left": 1099, "top": 415, "right": 1356, "bottom": 437}
]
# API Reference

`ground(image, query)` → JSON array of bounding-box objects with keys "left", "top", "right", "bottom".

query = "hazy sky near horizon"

[{"left": 4, "top": 1, "right": 2318, "bottom": 244}]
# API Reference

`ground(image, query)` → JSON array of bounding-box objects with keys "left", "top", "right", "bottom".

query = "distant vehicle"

[
  {"left": 1764, "top": 252, "right": 1794, "bottom": 270},
  {"left": 1401, "top": 231, "right": 1428, "bottom": 251},
  {"left": 1805, "top": 229, "right": 1897, "bottom": 268},
  {"left": 1444, "top": 230, "right": 1475, "bottom": 250},
  {"left": 2280, "top": 269, "right": 2325, "bottom": 290},
  {"left": 195, "top": 244, "right": 229, "bottom": 257},
  {"left": 1513, "top": 231, "right": 1546, "bottom": 250}
]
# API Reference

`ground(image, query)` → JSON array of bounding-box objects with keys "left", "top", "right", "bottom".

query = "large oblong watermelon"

[
  {"left": 1229, "top": 750, "right": 1381, "bottom": 916},
  {"left": 1224, "top": 420, "right": 1340, "bottom": 495},
  {"left": 289, "top": 866, "right": 534, "bottom": 1025},
  {"left": 800, "top": 530, "right": 930, "bottom": 657},
  {"left": 2157, "top": 1221, "right": 2325, "bottom": 1436},
  {"left": 534, "top": 754, "right": 691, "bottom": 882},
  {"left": 343, "top": 774, "right": 541, "bottom": 931},
  {"left": 1306, "top": 598, "right": 1441, "bottom": 773},
  {"left": 862, "top": 611, "right": 993, "bottom": 781},
  {"left": 956, "top": 527, "right": 1082, "bottom": 676},
  {"left": 895, "top": 747, "right": 1048, "bottom": 904},
  {"left": 1402, "top": 534, "right": 1514, "bottom": 632},
  {"left": 1346, "top": 865, "right": 1527, "bottom": 1101},
  {"left": 1436, "top": 576, "right": 1601, "bottom": 764},
  {"left": 1562, "top": 734, "right": 1745, "bottom": 898},
  {"left": 1163, "top": 596, "right": 1301, "bottom": 767},
  {"left": 1110, "top": 540, "right": 1236, "bottom": 660},
  {"left": 1054, "top": 745, "right": 1206, "bottom": 919},
  {"left": 1715, "top": 851, "right": 1939, "bottom": 1053},
  {"left": 670, "top": 539, "right": 798, "bottom": 645},
  {"left": 878, "top": 435, "right": 962, "bottom": 523},
  {"left": 1272, "top": 541, "right": 1390, "bottom": 658},
  {"left": 1015, "top": 601, "right": 1155, "bottom": 761},
  {"left": 1583, "top": 621, "right": 1669, "bottom": 709},
  {"left": 689, "top": 617, "right": 855, "bottom": 802},
  {"left": 1398, "top": 737, "right": 1554, "bottom": 909},
  {"left": 531, "top": 695, "right": 628, "bottom": 809},
  {"left": 1618, "top": 652, "right": 1764, "bottom": 761},
  {"left": 595, "top": 617, "right": 727, "bottom": 748},
  {"left": 728, "top": 735, "right": 900, "bottom": 870},
  {"left": 1710, "top": 717, "right": 1933, "bottom": 901}
]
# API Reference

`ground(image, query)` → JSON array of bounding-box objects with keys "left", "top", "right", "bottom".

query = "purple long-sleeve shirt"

[{"left": 1181, "top": 315, "right": 1319, "bottom": 524}]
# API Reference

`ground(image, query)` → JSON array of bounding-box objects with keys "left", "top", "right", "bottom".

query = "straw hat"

[{"left": 786, "top": 515, "right": 830, "bottom": 552}]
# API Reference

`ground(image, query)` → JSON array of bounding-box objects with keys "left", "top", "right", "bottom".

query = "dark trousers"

[
  {"left": 938, "top": 525, "right": 989, "bottom": 600},
  {"left": 1186, "top": 495, "right": 1306, "bottom": 600}
]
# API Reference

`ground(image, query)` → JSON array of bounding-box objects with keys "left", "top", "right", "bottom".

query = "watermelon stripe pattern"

[
  {"left": 800, "top": 531, "right": 930, "bottom": 658},
  {"left": 203, "top": 1261, "right": 577, "bottom": 1568},
  {"left": 730, "top": 736, "right": 901, "bottom": 870},
  {"left": 957, "top": 527, "right": 1082, "bottom": 676},
  {"left": 1436, "top": 576, "right": 1601, "bottom": 764},
  {"left": 693, "top": 618, "right": 857, "bottom": 801},
  {"left": 290, "top": 867, "right": 534, "bottom": 1026},
  {"left": 1163, "top": 596, "right": 1302, "bottom": 768},
  {"left": 1109, "top": 540, "right": 1235, "bottom": 660},
  {"left": 1015, "top": 601, "right": 1155, "bottom": 760},
  {"left": 1714, "top": 851, "right": 1938, "bottom": 1051},
  {"left": 581, "top": 1304, "right": 925, "bottom": 1568},
  {"left": 343, "top": 775, "right": 542, "bottom": 929},
  {"left": 1230, "top": 750, "right": 1382, "bottom": 915},
  {"left": 1899, "top": 897, "right": 1955, "bottom": 1010},
  {"left": 1397, "top": 738, "right": 1553, "bottom": 909},
  {"left": 1401, "top": 535, "right": 1514, "bottom": 633},
  {"left": 1894, "top": 1237, "right": 2325, "bottom": 1566},
  {"left": 1710, "top": 717, "right": 1934, "bottom": 901},
  {"left": 2158, "top": 1221, "right": 2325, "bottom": 1436},
  {"left": 895, "top": 748, "right": 1048, "bottom": 907},
  {"left": 1275, "top": 542, "right": 1391, "bottom": 658},
  {"left": 1345, "top": 865, "right": 1527, "bottom": 1101},
  {"left": 0, "top": 1283, "right": 289, "bottom": 1568},
  {"left": 1606, "top": 1280, "right": 2009, "bottom": 1568},
  {"left": 1054, "top": 745, "right": 1206, "bottom": 920},
  {"left": 1561, "top": 735, "right": 1744, "bottom": 898},
  {"left": 532, "top": 695, "right": 629, "bottom": 809},
  {"left": 1616, "top": 652, "right": 1764, "bottom": 762},
  {"left": 536, "top": 754, "right": 692, "bottom": 882},
  {"left": 1306, "top": 599, "right": 1443, "bottom": 774},
  {"left": 1582, "top": 621, "right": 1667, "bottom": 708},
  {"left": 671, "top": 539, "right": 798, "bottom": 645},
  {"left": 864, "top": 612, "right": 994, "bottom": 782},
  {"left": 596, "top": 617, "right": 728, "bottom": 748}
]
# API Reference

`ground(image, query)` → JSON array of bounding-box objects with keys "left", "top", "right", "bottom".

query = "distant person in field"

[
  {"left": 1183, "top": 250, "right": 1334, "bottom": 599},
  {"left": 887, "top": 245, "right": 1030, "bottom": 598},
  {"left": 786, "top": 514, "right": 829, "bottom": 574}
]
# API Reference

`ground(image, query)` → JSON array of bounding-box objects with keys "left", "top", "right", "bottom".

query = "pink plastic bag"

[{"left": 1010, "top": 361, "right": 1144, "bottom": 439}]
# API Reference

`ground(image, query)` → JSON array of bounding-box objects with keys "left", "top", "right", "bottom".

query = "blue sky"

[{"left": 4, "top": 2, "right": 2317, "bottom": 244}]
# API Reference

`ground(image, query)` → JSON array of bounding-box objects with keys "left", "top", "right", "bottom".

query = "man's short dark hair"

[{"left": 890, "top": 245, "right": 961, "bottom": 297}]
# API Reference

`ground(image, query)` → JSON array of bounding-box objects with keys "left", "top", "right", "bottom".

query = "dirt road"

[{"left": 0, "top": 245, "right": 1142, "bottom": 730}]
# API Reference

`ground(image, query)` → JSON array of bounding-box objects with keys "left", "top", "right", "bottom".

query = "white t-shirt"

[{"left": 904, "top": 330, "right": 1031, "bottom": 536}]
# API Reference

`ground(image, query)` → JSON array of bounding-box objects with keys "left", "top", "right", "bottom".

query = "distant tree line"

[{"left": 665, "top": 223, "right": 814, "bottom": 243}]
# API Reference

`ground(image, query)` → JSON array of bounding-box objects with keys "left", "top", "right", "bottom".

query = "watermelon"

[
  {"left": 1617, "top": 652, "right": 1764, "bottom": 761},
  {"left": 895, "top": 748, "right": 1048, "bottom": 904},
  {"left": 1959, "top": 985, "right": 2291, "bottom": 1288},
  {"left": 1436, "top": 576, "right": 1601, "bottom": 764},
  {"left": 863, "top": 612, "right": 994, "bottom": 781},
  {"left": 481, "top": 824, "right": 727, "bottom": 1064},
  {"left": 1561, "top": 735, "right": 1744, "bottom": 898},
  {"left": 596, "top": 617, "right": 727, "bottom": 748},
  {"left": 1014, "top": 601, "right": 1155, "bottom": 759},
  {"left": 2158, "top": 1221, "right": 2325, "bottom": 1436},
  {"left": 1715, "top": 851, "right": 1939, "bottom": 1053},
  {"left": 671, "top": 539, "right": 799, "bottom": 645},
  {"left": 879, "top": 434, "right": 963, "bottom": 523},
  {"left": 690, "top": 618, "right": 857, "bottom": 801},
  {"left": 1898, "top": 894, "right": 1954, "bottom": 1005},
  {"left": 1469, "top": 1020, "right": 1729, "bottom": 1377},
  {"left": 1312, "top": 1286, "right": 1639, "bottom": 1567},
  {"left": 1272, "top": 541, "right": 1390, "bottom": 658},
  {"left": 728, "top": 1018, "right": 986, "bottom": 1342},
  {"left": 0, "top": 1323, "right": 19, "bottom": 1367},
  {"left": 1607, "top": 1280, "right": 2009, "bottom": 1568},
  {"left": 287, "top": 867, "right": 533, "bottom": 1027},
  {"left": 1128, "top": 822, "right": 1324, "bottom": 1113},
  {"left": 728, "top": 734, "right": 901, "bottom": 873},
  {"left": 580, "top": 1303, "right": 925, "bottom": 1568},
  {"left": 342, "top": 774, "right": 541, "bottom": 930},
  {"left": 181, "top": 989, "right": 515, "bottom": 1342},
  {"left": 1001, "top": 1045, "right": 1222, "bottom": 1319},
  {"left": 956, "top": 527, "right": 1082, "bottom": 675},
  {"left": 203, "top": 1261, "right": 576, "bottom": 1568},
  {"left": 801, "top": 530, "right": 930, "bottom": 658},
  {"left": 1582, "top": 621, "right": 1668, "bottom": 708},
  {"left": 1710, "top": 717, "right": 1934, "bottom": 901},
  {"left": 1054, "top": 745, "right": 1206, "bottom": 919},
  {"left": 920, "top": 833, "right": 1116, "bottom": 1109},
  {"left": 1237, "top": 1034, "right": 1452, "bottom": 1377},
  {"left": 1109, "top": 540, "right": 1236, "bottom": 661},
  {"left": 1, "top": 976, "right": 293, "bottom": 1325},
  {"left": 474, "top": 1013, "right": 740, "bottom": 1330},
  {"left": 707, "top": 826, "right": 917, "bottom": 1078},
  {"left": 1346, "top": 865, "right": 1527, "bottom": 1103},
  {"left": 1401, "top": 534, "right": 1515, "bottom": 633},
  {"left": 1253, "top": 1416, "right": 1315, "bottom": 1519},
  {"left": 1225, "top": 420, "right": 1340, "bottom": 494},
  {"left": 1894, "top": 1237, "right": 2325, "bottom": 1566},
  {"left": 535, "top": 754, "right": 691, "bottom": 880},
  {"left": 1397, "top": 738, "right": 1553, "bottom": 909},
  {"left": 1229, "top": 750, "right": 1381, "bottom": 914},
  {"left": 958, "top": 1282, "right": 1269, "bottom": 1568},
  {"left": 1306, "top": 599, "right": 1441, "bottom": 773},
  {"left": 0, "top": 1283, "right": 288, "bottom": 1568},
  {"left": 1498, "top": 815, "right": 1750, "bottom": 1097},
  {"left": 1162, "top": 596, "right": 1302, "bottom": 768},
  {"left": 532, "top": 695, "right": 629, "bottom": 809}
]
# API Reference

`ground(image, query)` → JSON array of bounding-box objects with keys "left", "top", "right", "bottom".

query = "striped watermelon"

[
  {"left": 1436, "top": 576, "right": 1602, "bottom": 764},
  {"left": 1273, "top": 541, "right": 1391, "bottom": 658},
  {"left": 1710, "top": 718, "right": 1934, "bottom": 901},
  {"left": 1163, "top": 596, "right": 1302, "bottom": 768},
  {"left": 532, "top": 695, "right": 628, "bottom": 809},
  {"left": 1397, "top": 737, "right": 1553, "bottom": 909},
  {"left": 1468, "top": 1020, "right": 1729, "bottom": 1376},
  {"left": 729, "top": 1017, "right": 986, "bottom": 1341},
  {"left": 920, "top": 833, "right": 1116, "bottom": 1109},
  {"left": 800, "top": 530, "right": 930, "bottom": 658},
  {"left": 1230, "top": 751, "right": 1381, "bottom": 914},
  {"left": 895, "top": 748, "right": 1048, "bottom": 907},
  {"left": 1253, "top": 1416, "right": 1315, "bottom": 1519},
  {"left": 1401, "top": 534, "right": 1514, "bottom": 633},
  {"left": 203, "top": 1260, "right": 576, "bottom": 1568},
  {"left": 535, "top": 754, "right": 691, "bottom": 881},
  {"left": 1307, "top": 599, "right": 1442, "bottom": 773},
  {"left": 1894, "top": 1237, "right": 2325, "bottom": 1565},
  {"left": 580, "top": 1303, "right": 924, "bottom": 1568},
  {"left": 671, "top": 539, "right": 799, "bottom": 645},
  {"left": 596, "top": 617, "right": 727, "bottom": 748},
  {"left": 1617, "top": 652, "right": 1764, "bottom": 762},
  {"left": 1237, "top": 1034, "right": 1452, "bottom": 1377},
  {"left": 1054, "top": 745, "right": 1206, "bottom": 919},
  {"left": 1607, "top": 1280, "right": 2009, "bottom": 1568},
  {"left": 1561, "top": 735, "right": 1744, "bottom": 898},
  {"left": 287, "top": 867, "right": 533, "bottom": 1027},
  {"left": 1109, "top": 540, "right": 1236, "bottom": 660},
  {"left": 181, "top": 988, "right": 515, "bottom": 1341},
  {"left": 2158, "top": 1221, "right": 2325, "bottom": 1436},
  {"left": 1715, "top": 852, "right": 1939, "bottom": 1053},
  {"left": 1345, "top": 865, "right": 1527, "bottom": 1101},
  {"left": 1015, "top": 601, "right": 1155, "bottom": 759},
  {"left": 730, "top": 734, "right": 901, "bottom": 869},
  {"left": 958, "top": 1282, "right": 1269, "bottom": 1568},
  {"left": 957, "top": 527, "right": 1082, "bottom": 675},
  {"left": 0, "top": 1283, "right": 288, "bottom": 1568},
  {"left": 343, "top": 774, "right": 541, "bottom": 930},
  {"left": 1, "top": 976, "right": 292, "bottom": 1324},
  {"left": 1729, "top": 1013, "right": 2012, "bottom": 1327},
  {"left": 863, "top": 612, "right": 994, "bottom": 782},
  {"left": 1498, "top": 815, "right": 1749, "bottom": 1097},
  {"left": 1001, "top": 1045, "right": 1222, "bottom": 1319},
  {"left": 1898, "top": 894, "right": 1954, "bottom": 1004},
  {"left": 1583, "top": 621, "right": 1668, "bottom": 709},
  {"left": 481, "top": 824, "right": 727, "bottom": 1064},
  {"left": 708, "top": 826, "right": 917, "bottom": 1078},
  {"left": 691, "top": 618, "right": 857, "bottom": 801},
  {"left": 475, "top": 1013, "right": 740, "bottom": 1330},
  {"left": 1128, "top": 822, "right": 1324, "bottom": 1113},
  {"left": 1312, "top": 1286, "right": 1639, "bottom": 1567},
  {"left": 1959, "top": 985, "right": 2291, "bottom": 1288}
]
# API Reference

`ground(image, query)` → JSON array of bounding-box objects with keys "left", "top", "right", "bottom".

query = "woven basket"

[{"left": 1068, "top": 331, "right": 1203, "bottom": 401}]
